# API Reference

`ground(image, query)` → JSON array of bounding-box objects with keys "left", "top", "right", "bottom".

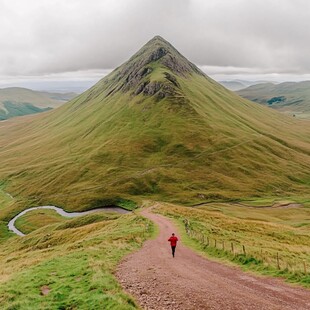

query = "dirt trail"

[{"left": 116, "top": 207, "right": 310, "bottom": 310}]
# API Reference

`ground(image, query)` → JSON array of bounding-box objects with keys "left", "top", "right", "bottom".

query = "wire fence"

[{"left": 183, "top": 219, "right": 309, "bottom": 275}]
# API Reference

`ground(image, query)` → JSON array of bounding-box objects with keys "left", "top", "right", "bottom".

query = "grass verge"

[{"left": 0, "top": 212, "right": 154, "bottom": 309}]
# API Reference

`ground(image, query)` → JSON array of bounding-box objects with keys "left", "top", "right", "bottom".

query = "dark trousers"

[{"left": 171, "top": 246, "right": 176, "bottom": 257}]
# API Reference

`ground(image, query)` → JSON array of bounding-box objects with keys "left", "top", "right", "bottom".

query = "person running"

[{"left": 168, "top": 233, "right": 178, "bottom": 257}]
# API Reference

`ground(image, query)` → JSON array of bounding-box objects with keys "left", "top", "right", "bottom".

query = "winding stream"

[{"left": 8, "top": 205, "right": 130, "bottom": 237}]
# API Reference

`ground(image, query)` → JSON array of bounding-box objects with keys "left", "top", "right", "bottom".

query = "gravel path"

[{"left": 116, "top": 207, "right": 310, "bottom": 310}]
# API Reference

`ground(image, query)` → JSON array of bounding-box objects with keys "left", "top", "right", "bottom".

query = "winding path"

[
  {"left": 116, "top": 207, "right": 310, "bottom": 310},
  {"left": 8, "top": 205, "right": 130, "bottom": 236}
]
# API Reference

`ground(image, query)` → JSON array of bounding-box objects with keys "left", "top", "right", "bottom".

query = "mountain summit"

[
  {"left": 1, "top": 36, "right": 310, "bottom": 209},
  {"left": 94, "top": 35, "right": 205, "bottom": 101},
  {"left": 121, "top": 35, "right": 204, "bottom": 77}
]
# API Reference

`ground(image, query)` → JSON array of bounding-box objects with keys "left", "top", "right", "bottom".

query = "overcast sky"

[{"left": 1, "top": 0, "right": 310, "bottom": 90}]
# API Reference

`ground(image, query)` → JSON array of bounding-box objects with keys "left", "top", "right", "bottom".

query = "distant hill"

[
  {"left": 0, "top": 87, "right": 77, "bottom": 120},
  {"left": 39, "top": 91, "right": 78, "bottom": 102},
  {"left": 1, "top": 36, "right": 310, "bottom": 210},
  {"left": 219, "top": 81, "right": 247, "bottom": 91},
  {"left": 219, "top": 80, "right": 274, "bottom": 91},
  {"left": 237, "top": 81, "right": 310, "bottom": 119}
]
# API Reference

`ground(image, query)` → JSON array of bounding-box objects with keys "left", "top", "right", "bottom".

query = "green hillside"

[
  {"left": 0, "top": 207, "right": 152, "bottom": 309},
  {"left": 1, "top": 36, "right": 310, "bottom": 213},
  {"left": 237, "top": 81, "right": 310, "bottom": 119},
  {"left": 0, "top": 87, "right": 75, "bottom": 120}
]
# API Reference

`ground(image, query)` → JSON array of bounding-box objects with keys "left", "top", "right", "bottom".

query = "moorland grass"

[
  {"left": 0, "top": 212, "right": 154, "bottom": 309},
  {"left": 198, "top": 201, "right": 310, "bottom": 228}
]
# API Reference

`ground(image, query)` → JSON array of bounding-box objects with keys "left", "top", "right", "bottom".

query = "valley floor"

[{"left": 116, "top": 206, "right": 310, "bottom": 310}]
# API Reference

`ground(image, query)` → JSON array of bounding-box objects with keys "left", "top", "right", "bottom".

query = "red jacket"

[{"left": 168, "top": 236, "right": 178, "bottom": 246}]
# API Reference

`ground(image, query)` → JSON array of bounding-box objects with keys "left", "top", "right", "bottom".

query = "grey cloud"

[{"left": 0, "top": 0, "right": 309, "bottom": 81}]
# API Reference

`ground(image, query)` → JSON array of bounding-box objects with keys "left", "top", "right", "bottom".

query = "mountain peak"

[
  {"left": 133, "top": 35, "right": 203, "bottom": 76},
  {"left": 143, "top": 35, "right": 176, "bottom": 50},
  {"left": 102, "top": 36, "right": 205, "bottom": 100},
  {"left": 148, "top": 35, "right": 166, "bottom": 42}
]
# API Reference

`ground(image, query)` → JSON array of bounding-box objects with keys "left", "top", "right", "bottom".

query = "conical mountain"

[{"left": 1, "top": 36, "right": 310, "bottom": 210}]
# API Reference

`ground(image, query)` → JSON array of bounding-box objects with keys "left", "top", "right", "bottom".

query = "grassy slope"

[
  {"left": 0, "top": 212, "right": 153, "bottom": 309},
  {"left": 237, "top": 82, "right": 310, "bottom": 119},
  {"left": 156, "top": 202, "right": 310, "bottom": 287}
]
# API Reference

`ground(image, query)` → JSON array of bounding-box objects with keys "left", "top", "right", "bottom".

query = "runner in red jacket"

[{"left": 168, "top": 233, "right": 178, "bottom": 257}]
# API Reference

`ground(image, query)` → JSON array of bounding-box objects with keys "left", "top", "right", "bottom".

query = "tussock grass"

[
  {"left": 201, "top": 201, "right": 310, "bottom": 228},
  {"left": 156, "top": 202, "right": 310, "bottom": 287},
  {"left": 0, "top": 212, "right": 153, "bottom": 309}
]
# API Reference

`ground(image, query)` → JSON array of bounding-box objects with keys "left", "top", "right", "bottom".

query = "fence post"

[
  {"left": 231, "top": 242, "right": 234, "bottom": 256},
  {"left": 184, "top": 218, "right": 189, "bottom": 235},
  {"left": 303, "top": 261, "right": 307, "bottom": 274},
  {"left": 242, "top": 245, "right": 246, "bottom": 256},
  {"left": 276, "top": 252, "right": 280, "bottom": 270}
]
